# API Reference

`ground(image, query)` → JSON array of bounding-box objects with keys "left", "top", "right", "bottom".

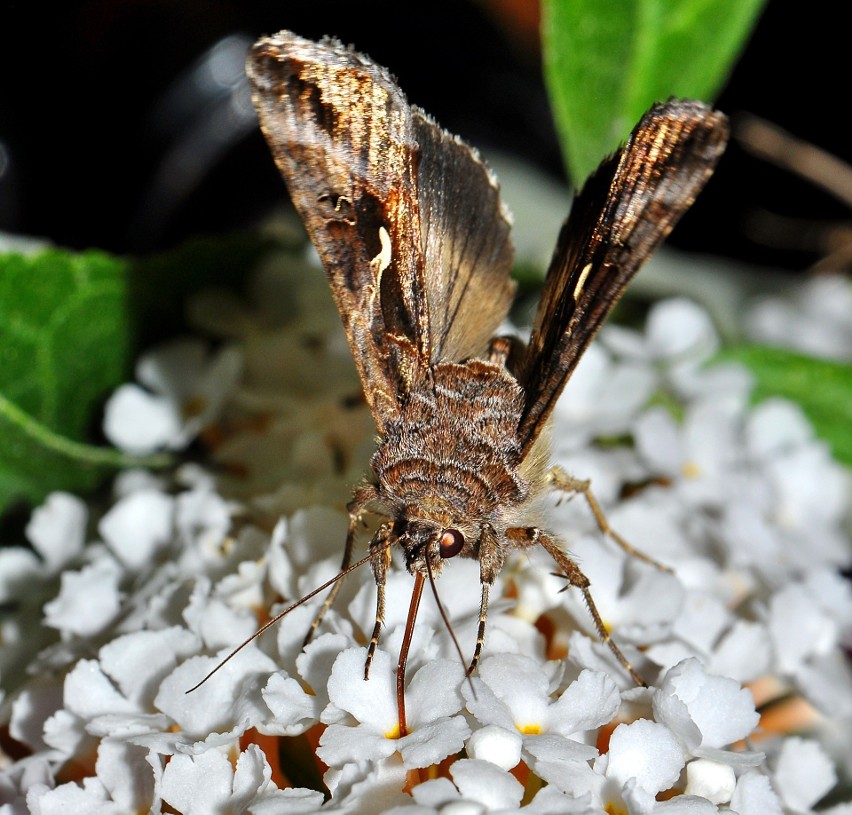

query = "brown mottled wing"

[
  {"left": 248, "top": 31, "right": 430, "bottom": 430},
  {"left": 248, "top": 32, "right": 518, "bottom": 427},
  {"left": 517, "top": 99, "right": 729, "bottom": 454},
  {"left": 412, "top": 112, "right": 516, "bottom": 361}
]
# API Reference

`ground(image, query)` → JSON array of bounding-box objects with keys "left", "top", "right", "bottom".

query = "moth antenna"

[
  {"left": 185, "top": 551, "right": 375, "bottom": 694},
  {"left": 423, "top": 554, "right": 477, "bottom": 701}
]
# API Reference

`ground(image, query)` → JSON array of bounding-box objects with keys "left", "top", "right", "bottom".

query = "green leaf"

[
  {"left": 0, "top": 249, "right": 134, "bottom": 510},
  {"left": 719, "top": 344, "right": 852, "bottom": 467},
  {"left": 0, "top": 234, "right": 279, "bottom": 513},
  {"left": 542, "top": 0, "right": 766, "bottom": 182}
]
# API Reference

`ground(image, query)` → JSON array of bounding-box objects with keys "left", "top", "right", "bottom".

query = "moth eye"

[{"left": 439, "top": 529, "right": 465, "bottom": 559}]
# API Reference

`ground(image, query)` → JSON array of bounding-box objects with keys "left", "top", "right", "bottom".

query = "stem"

[{"left": 0, "top": 392, "right": 173, "bottom": 469}]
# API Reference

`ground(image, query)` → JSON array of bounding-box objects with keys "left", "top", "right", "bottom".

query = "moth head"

[{"left": 397, "top": 517, "right": 470, "bottom": 577}]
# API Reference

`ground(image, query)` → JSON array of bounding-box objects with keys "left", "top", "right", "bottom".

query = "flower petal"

[
  {"left": 43, "top": 558, "right": 123, "bottom": 638},
  {"left": 324, "top": 648, "right": 397, "bottom": 733},
  {"left": 465, "top": 724, "right": 522, "bottom": 771},
  {"left": 25, "top": 492, "right": 87, "bottom": 572},
  {"left": 546, "top": 669, "right": 620, "bottom": 735},
  {"left": 103, "top": 383, "right": 181, "bottom": 454},
  {"left": 605, "top": 719, "right": 684, "bottom": 795},
  {"left": 398, "top": 715, "right": 469, "bottom": 769},
  {"left": 451, "top": 758, "right": 524, "bottom": 810},
  {"left": 772, "top": 737, "right": 837, "bottom": 812}
]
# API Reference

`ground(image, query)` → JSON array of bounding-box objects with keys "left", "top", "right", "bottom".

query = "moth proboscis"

[{"left": 189, "top": 30, "right": 729, "bottom": 736}]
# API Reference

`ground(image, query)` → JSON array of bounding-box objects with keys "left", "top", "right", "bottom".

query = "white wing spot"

[
  {"left": 371, "top": 226, "right": 393, "bottom": 275},
  {"left": 573, "top": 263, "right": 592, "bottom": 302}
]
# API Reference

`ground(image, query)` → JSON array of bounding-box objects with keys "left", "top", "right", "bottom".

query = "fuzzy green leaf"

[
  {"left": 0, "top": 249, "right": 132, "bottom": 509},
  {"left": 719, "top": 344, "right": 852, "bottom": 466},
  {"left": 0, "top": 234, "right": 279, "bottom": 512},
  {"left": 542, "top": 0, "right": 766, "bottom": 182}
]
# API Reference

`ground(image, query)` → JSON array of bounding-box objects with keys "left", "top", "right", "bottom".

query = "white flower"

[
  {"left": 552, "top": 341, "right": 656, "bottom": 448},
  {"left": 9, "top": 679, "right": 65, "bottom": 755},
  {"left": 318, "top": 648, "right": 469, "bottom": 769},
  {"left": 260, "top": 671, "right": 321, "bottom": 738},
  {"left": 264, "top": 508, "right": 357, "bottom": 671},
  {"left": 25, "top": 492, "right": 87, "bottom": 573},
  {"left": 539, "top": 718, "right": 686, "bottom": 813},
  {"left": 684, "top": 758, "right": 736, "bottom": 804},
  {"left": 103, "top": 382, "right": 183, "bottom": 455},
  {"left": 155, "top": 649, "right": 278, "bottom": 746},
  {"left": 538, "top": 660, "right": 762, "bottom": 812},
  {"left": 766, "top": 571, "right": 852, "bottom": 716},
  {"left": 321, "top": 754, "right": 412, "bottom": 811},
  {"left": 651, "top": 658, "right": 760, "bottom": 755},
  {"left": 463, "top": 653, "right": 617, "bottom": 780},
  {"left": 0, "top": 491, "right": 86, "bottom": 611},
  {"left": 92, "top": 740, "right": 158, "bottom": 813},
  {"left": 260, "top": 632, "right": 348, "bottom": 737},
  {"left": 103, "top": 338, "right": 242, "bottom": 454},
  {"left": 405, "top": 759, "right": 525, "bottom": 812},
  {"left": 602, "top": 719, "right": 684, "bottom": 797},
  {"left": 98, "top": 488, "right": 174, "bottom": 570},
  {"left": 634, "top": 399, "right": 744, "bottom": 508},
  {"left": 42, "top": 556, "right": 123, "bottom": 638},
  {"left": 769, "top": 737, "right": 837, "bottom": 813},
  {"left": 267, "top": 507, "right": 351, "bottom": 602},
  {"left": 174, "top": 480, "right": 235, "bottom": 551},
  {"left": 0, "top": 493, "right": 90, "bottom": 690},
  {"left": 26, "top": 776, "right": 126, "bottom": 815},
  {"left": 159, "top": 743, "right": 323, "bottom": 814},
  {"left": 747, "top": 273, "right": 852, "bottom": 360},
  {"left": 729, "top": 770, "right": 784, "bottom": 815},
  {"left": 5, "top": 255, "right": 851, "bottom": 814},
  {"left": 466, "top": 723, "right": 524, "bottom": 772},
  {"left": 602, "top": 298, "right": 718, "bottom": 369}
]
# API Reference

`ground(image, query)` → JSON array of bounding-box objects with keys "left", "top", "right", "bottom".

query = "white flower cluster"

[
  {"left": 746, "top": 274, "right": 852, "bottom": 361},
  {"left": 1, "top": 250, "right": 850, "bottom": 814}
]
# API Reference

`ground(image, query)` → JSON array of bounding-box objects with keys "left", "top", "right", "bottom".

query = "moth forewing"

[
  {"left": 248, "top": 32, "right": 430, "bottom": 431},
  {"left": 518, "top": 100, "right": 729, "bottom": 452},
  {"left": 245, "top": 30, "right": 729, "bottom": 718}
]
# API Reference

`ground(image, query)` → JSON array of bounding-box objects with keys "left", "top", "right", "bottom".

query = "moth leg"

[
  {"left": 304, "top": 484, "right": 381, "bottom": 647},
  {"left": 468, "top": 523, "right": 504, "bottom": 674},
  {"left": 365, "top": 523, "right": 393, "bottom": 679},
  {"left": 486, "top": 336, "right": 513, "bottom": 366},
  {"left": 486, "top": 335, "right": 525, "bottom": 375},
  {"left": 507, "top": 526, "right": 646, "bottom": 686},
  {"left": 546, "top": 466, "right": 672, "bottom": 573}
]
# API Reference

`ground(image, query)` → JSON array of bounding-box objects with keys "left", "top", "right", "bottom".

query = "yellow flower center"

[
  {"left": 681, "top": 460, "right": 702, "bottom": 479},
  {"left": 385, "top": 723, "right": 401, "bottom": 740}
]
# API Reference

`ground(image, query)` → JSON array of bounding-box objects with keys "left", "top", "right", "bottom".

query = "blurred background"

[{"left": 0, "top": 0, "right": 847, "bottom": 274}]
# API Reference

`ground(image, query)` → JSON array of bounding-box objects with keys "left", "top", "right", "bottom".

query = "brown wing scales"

[
  {"left": 248, "top": 33, "right": 430, "bottom": 429},
  {"left": 248, "top": 32, "right": 517, "bottom": 431},
  {"left": 413, "top": 113, "right": 516, "bottom": 361},
  {"left": 517, "top": 100, "right": 729, "bottom": 454}
]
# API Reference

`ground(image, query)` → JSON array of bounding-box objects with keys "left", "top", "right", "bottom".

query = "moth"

[{"left": 243, "top": 30, "right": 728, "bottom": 731}]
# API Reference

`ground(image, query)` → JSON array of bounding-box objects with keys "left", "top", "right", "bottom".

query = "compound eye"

[{"left": 439, "top": 528, "right": 465, "bottom": 559}]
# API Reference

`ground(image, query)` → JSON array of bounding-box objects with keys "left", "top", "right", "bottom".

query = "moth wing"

[
  {"left": 518, "top": 99, "right": 729, "bottom": 454},
  {"left": 248, "top": 31, "right": 431, "bottom": 429},
  {"left": 413, "top": 113, "right": 516, "bottom": 362}
]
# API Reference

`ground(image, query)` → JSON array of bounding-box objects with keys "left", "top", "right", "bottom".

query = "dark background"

[{"left": 0, "top": 0, "right": 846, "bottom": 273}]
